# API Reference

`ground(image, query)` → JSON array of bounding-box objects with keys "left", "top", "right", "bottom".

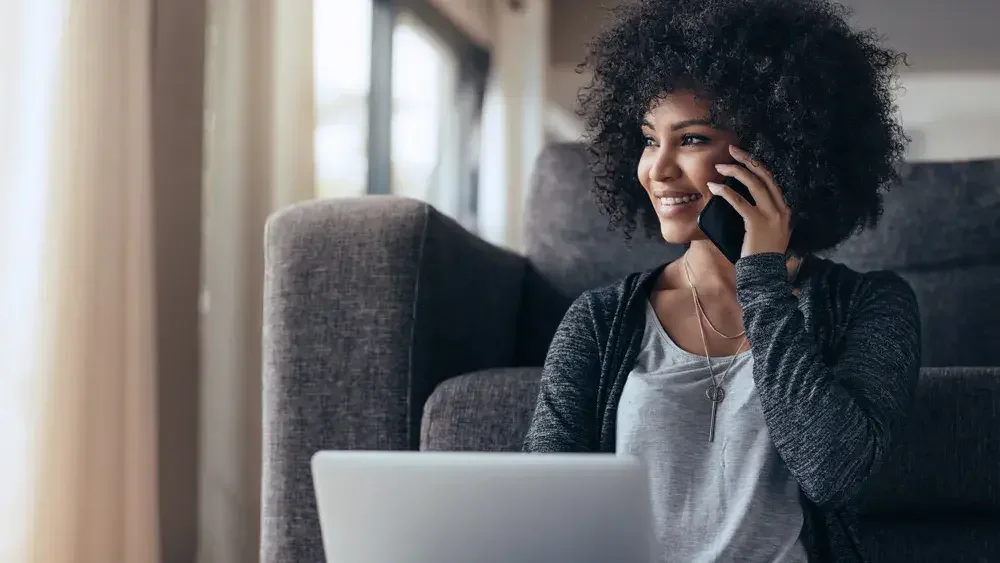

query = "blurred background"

[{"left": 2, "top": 0, "right": 998, "bottom": 562}]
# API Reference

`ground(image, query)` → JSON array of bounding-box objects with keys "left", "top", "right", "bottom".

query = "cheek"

[{"left": 683, "top": 155, "right": 727, "bottom": 189}]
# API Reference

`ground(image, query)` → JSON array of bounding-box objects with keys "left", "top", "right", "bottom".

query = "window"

[
  {"left": 391, "top": 12, "right": 461, "bottom": 219},
  {"left": 314, "top": 0, "right": 372, "bottom": 198},
  {"left": 313, "top": 0, "right": 488, "bottom": 229}
]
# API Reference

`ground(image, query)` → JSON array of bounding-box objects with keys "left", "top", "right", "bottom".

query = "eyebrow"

[{"left": 641, "top": 118, "right": 714, "bottom": 131}]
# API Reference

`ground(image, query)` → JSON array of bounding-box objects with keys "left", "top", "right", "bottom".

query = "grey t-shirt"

[{"left": 616, "top": 301, "right": 808, "bottom": 563}]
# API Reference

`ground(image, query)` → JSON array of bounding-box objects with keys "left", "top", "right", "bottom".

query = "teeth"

[{"left": 659, "top": 193, "right": 701, "bottom": 206}]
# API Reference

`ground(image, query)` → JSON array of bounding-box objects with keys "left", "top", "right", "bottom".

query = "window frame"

[{"left": 366, "top": 0, "right": 490, "bottom": 224}]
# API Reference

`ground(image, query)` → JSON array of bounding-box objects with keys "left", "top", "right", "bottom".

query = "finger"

[
  {"left": 707, "top": 181, "right": 756, "bottom": 219},
  {"left": 714, "top": 163, "right": 777, "bottom": 214},
  {"left": 727, "top": 145, "right": 789, "bottom": 212}
]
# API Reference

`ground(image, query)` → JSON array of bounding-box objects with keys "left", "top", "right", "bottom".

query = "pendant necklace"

[{"left": 682, "top": 255, "right": 746, "bottom": 442}]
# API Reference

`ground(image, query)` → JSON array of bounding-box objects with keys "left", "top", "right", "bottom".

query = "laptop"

[{"left": 312, "top": 451, "right": 655, "bottom": 563}]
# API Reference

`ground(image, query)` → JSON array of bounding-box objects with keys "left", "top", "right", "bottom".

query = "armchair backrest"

[{"left": 824, "top": 158, "right": 1000, "bottom": 366}]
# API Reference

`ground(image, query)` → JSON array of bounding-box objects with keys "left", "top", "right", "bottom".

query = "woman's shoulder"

[
  {"left": 563, "top": 264, "right": 668, "bottom": 333},
  {"left": 573, "top": 265, "right": 666, "bottom": 313}
]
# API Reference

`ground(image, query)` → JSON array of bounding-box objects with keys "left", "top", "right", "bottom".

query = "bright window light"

[{"left": 314, "top": 0, "right": 372, "bottom": 198}]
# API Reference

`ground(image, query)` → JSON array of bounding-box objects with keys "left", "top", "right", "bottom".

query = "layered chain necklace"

[
  {"left": 682, "top": 256, "right": 745, "bottom": 442},
  {"left": 682, "top": 254, "right": 803, "bottom": 442}
]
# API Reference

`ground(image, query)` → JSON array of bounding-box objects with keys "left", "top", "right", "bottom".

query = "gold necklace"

[
  {"left": 682, "top": 254, "right": 746, "bottom": 442},
  {"left": 691, "top": 290, "right": 747, "bottom": 443},
  {"left": 682, "top": 255, "right": 745, "bottom": 340}
]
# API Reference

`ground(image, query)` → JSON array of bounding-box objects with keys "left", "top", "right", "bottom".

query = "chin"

[{"left": 658, "top": 222, "right": 704, "bottom": 245}]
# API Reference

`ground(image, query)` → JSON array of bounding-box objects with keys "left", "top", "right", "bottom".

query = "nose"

[{"left": 648, "top": 146, "right": 680, "bottom": 183}]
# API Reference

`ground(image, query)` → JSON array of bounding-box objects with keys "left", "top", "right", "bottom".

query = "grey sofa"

[{"left": 261, "top": 143, "right": 1000, "bottom": 563}]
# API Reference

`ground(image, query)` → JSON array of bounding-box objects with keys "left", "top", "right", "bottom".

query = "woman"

[{"left": 522, "top": 0, "right": 922, "bottom": 562}]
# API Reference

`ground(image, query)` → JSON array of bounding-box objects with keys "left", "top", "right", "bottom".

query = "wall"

[
  {"left": 545, "top": 0, "right": 1000, "bottom": 161},
  {"left": 426, "top": 0, "right": 494, "bottom": 46},
  {"left": 548, "top": 0, "right": 1000, "bottom": 71},
  {"left": 896, "top": 73, "right": 1000, "bottom": 162}
]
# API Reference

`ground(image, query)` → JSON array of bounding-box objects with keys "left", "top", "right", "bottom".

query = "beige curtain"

[
  {"left": 198, "top": 1, "right": 315, "bottom": 562},
  {"left": 0, "top": 1, "right": 161, "bottom": 562}
]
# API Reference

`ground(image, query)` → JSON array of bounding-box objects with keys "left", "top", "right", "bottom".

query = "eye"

[
  {"left": 681, "top": 134, "right": 710, "bottom": 146},
  {"left": 643, "top": 135, "right": 659, "bottom": 147}
]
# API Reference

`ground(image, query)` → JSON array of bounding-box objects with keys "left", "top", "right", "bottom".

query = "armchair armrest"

[{"left": 260, "top": 196, "right": 525, "bottom": 563}]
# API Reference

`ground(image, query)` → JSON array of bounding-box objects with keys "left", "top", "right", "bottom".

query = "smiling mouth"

[
  {"left": 654, "top": 192, "right": 703, "bottom": 218},
  {"left": 658, "top": 193, "right": 703, "bottom": 208}
]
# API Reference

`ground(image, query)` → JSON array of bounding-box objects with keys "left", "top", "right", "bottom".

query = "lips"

[
  {"left": 653, "top": 191, "right": 703, "bottom": 218},
  {"left": 658, "top": 193, "right": 702, "bottom": 206}
]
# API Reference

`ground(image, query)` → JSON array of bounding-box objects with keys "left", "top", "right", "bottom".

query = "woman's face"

[{"left": 637, "top": 92, "right": 740, "bottom": 244}]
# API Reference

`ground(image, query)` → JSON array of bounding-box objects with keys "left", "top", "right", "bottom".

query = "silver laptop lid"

[{"left": 312, "top": 451, "right": 654, "bottom": 563}]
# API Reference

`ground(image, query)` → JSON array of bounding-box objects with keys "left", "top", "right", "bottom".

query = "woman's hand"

[{"left": 706, "top": 145, "right": 792, "bottom": 258}]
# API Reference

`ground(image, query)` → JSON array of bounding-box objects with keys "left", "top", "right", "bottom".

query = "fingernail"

[
  {"left": 729, "top": 145, "right": 744, "bottom": 155},
  {"left": 714, "top": 164, "right": 726, "bottom": 171},
  {"left": 707, "top": 182, "right": 724, "bottom": 194}
]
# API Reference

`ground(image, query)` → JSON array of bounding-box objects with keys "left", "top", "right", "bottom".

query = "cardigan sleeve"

[
  {"left": 522, "top": 292, "right": 603, "bottom": 453},
  {"left": 735, "top": 253, "right": 921, "bottom": 509}
]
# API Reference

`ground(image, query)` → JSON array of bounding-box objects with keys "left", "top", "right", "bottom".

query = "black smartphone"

[{"left": 697, "top": 164, "right": 755, "bottom": 264}]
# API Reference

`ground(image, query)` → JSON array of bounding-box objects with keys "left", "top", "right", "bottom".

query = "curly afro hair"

[{"left": 580, "top": 0, "right": 909, "bottom": 255}]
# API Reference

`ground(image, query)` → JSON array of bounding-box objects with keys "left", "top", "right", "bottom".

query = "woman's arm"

[
  {"left": 522, "top": 293, "right": 603, "bottom": 453},
  {"left": 736, "top": 253, "right": 921, "bottom": 509}
]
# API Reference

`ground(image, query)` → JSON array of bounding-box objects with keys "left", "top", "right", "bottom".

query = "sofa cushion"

[
  {"left": 421, "top": 367, "right": 541, "bottom": 452},
  {"left": 423, "top": 367, "right": 1000, "bottom": 516},
  {"left": 859, "top": 367, "right": 1000, "bottom": 516},
  {"left": 895, "top": 265, "right": 1000, "bottom": 367},
  {"left": 825, "top": 159, "right": 1000, "bottom": 366},
  {"left": 859, "top": 516, "right": 1000, "bottom": 562},
  {"left": 826, "top": 159, "right": 1000, "bottom": 271}
]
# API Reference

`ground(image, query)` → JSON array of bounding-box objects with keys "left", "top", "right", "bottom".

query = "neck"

[
  {"left": 683, "top": 241, "right": 740, "bottom": 293},
  {"left": 682, "top": 241, "right": 802, "bottom": 294}
]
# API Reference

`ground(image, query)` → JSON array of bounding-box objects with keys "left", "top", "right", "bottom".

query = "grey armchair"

[{"left": 262, "top": 144, "right": 1000, "bottom": 562}]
